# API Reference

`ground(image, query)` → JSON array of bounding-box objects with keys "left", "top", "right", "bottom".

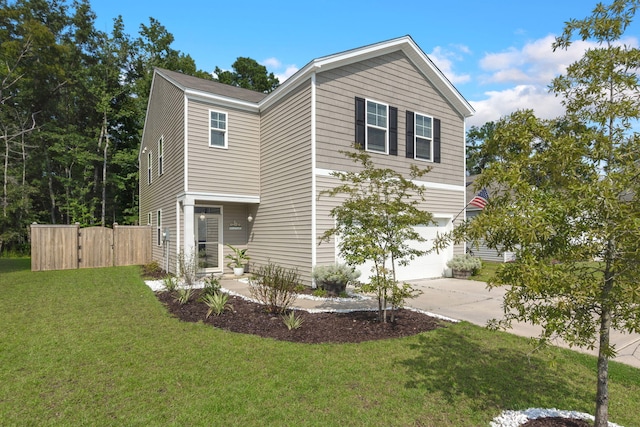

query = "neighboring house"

[
  {"left": 465, "top": 175, "right": 516, "bottom": 262},
  {"left": 139, "top": 36, "right": 474, "bottom": 285}
]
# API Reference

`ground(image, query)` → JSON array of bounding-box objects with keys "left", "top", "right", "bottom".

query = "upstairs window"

[
  {"left": 147, "top": 151, "right": 152, "bottom": 184},
  {"left": 157, "top": 137, "right": 164, "bottom": 176},
  {"left": 156, "top": 210, "right": 162, "bottom": 246},
  {"left": 355, "top": 97, "right": 397, "bottom": 155},
  {"left": 209, "top": 110, "right": 227, "bottom": 148},
  {"left": 406, "top": 111, "right": 441, "bottom": 163},
  {"left": 415, "top": 114, "right": 433, "bottom": 161},
  {"left": 366, "top": 100, "right": 388, "bottom": 153}
]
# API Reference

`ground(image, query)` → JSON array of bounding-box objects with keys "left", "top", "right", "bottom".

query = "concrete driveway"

[{"left": 405, "top": 277, "right": 640, "bottom": 369}]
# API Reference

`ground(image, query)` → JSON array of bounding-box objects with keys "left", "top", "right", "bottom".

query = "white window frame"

[
  {"left": 209, "top": 109, "right": 228, "bottom": 149},
  {"left": 156, "top": 209, "right": 162, "bottom": 247},
  {"left": 157, "top": 136, "right": 164, "bottom": 176},
  {"left": 365, "top": 99, "right": 388, "bottom": 154},
  {"left": 147, "top": 212, "right": 152, "bottom": 226},
  {"left": 414, "top": 112, "right": 434, "bottom": 162},
  {"left": 147, "top": 151, "right": 152, "bottom": 184}
]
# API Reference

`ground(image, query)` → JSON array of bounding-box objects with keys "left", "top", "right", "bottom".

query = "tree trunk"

[
  {"left": 101, "top": 125, "right": 108, "bottom": 227},
  {"left": 2, "top": 129, "right": 8, "bottom": 218},
  {"left": 595, "top": 306, "right": 611, "bottom": 427},
  {"left": 45, "top": 150, "right": 56, "bottom": 224},
  {"left": 98, "top": 112, "right": 108, "bottom": 227},
  {"left": 594, "top": 257, "right": 615, "bottom": 427}
]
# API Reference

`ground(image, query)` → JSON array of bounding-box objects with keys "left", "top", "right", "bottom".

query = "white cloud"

[
  {"left": 261, "top": 57, "right": 282, "bottom": 69},
  {"left": 428, "top": 45, "right": 471, "bottom": 84},
  {"left": 468, "top": 85, "right": 565, "bottom": 127},
  {"left": 469, "top": 35, "right": 639, "bottom": 126},
  {"left": 261, "top": 57, "right": 299, "bottom": 83}
]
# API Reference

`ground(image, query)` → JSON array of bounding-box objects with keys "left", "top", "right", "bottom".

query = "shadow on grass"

[
  {"left": 399, "top": 322, "right": 593, "bottom": 413},
  {"left": 0, "top": 258, "right": 31, "bottom": 274}
]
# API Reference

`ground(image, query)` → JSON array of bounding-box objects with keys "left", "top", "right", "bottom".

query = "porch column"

[{"left": 183, "top": 198, "right": 196, "bottom": 258}]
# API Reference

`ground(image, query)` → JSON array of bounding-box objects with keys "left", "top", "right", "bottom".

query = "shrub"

[
  {"left": 312, "top": 263, "right": 360, "bottom": 296},
  {"left": 201, "top": 292, "right": 230, "bottom": 318},
  {"left": 249, "top": 263, "right": 300, "bottom": 314},
  {"left": 178, "top": 250, "right": 198, "bottom": 287},
  {"left": 446, "top": 254, "right": 482, "bottom": 273},
  {"left": 141, "top": 261, "right": 164, "bottom": 279},
  {"left": 199, "top": 274, "right": 221, "bottom": 299},
  {"left": 282, "top": 311, "right": 304, "bottom": 330}
]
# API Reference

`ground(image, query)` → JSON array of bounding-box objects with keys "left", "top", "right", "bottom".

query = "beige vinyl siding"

[
  {"left": 250, "top": 82, "right": 313, "bottom": 284},
  {"left": 186, "top": 100, "right": 260, "bottom": 195},
  {"left": 466, "top": 210, "right": 514, "bottom": 262},
  {"left": 315, "top": 51, "right": 465, "bottom": 187},
  {"left": 315, "top": 174, "right": 465, "bottom": 266},
  {"left": 140, "top": 74, "right": 186, "bottom": 272}
]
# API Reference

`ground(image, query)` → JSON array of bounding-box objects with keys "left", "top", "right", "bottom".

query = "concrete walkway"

[{"left": 220, "top": 276, "right": 640, "bottom": 369}]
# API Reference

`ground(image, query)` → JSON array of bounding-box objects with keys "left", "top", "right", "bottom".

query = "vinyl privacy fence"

[{"left": 30, "top": 224, "right": 152, "bottom": 271}]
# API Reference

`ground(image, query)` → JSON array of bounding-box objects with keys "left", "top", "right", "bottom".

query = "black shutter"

[
  {"left": 406, "top": 111, "right": 414, "bottom": 158},
  {"left": 433, "top": 118, "right": 441, "bottom": 163},
  {"left": 389, "top": 106, "right": 398, "bottom": 155},
  {"left": 355, "top": 97, "right": 365, "bottom": 150}
]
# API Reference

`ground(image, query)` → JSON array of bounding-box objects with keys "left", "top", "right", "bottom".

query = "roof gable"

[
  {"left": 151, "top": 35, "right": 474, "bottom": 118},
  {"left": 261, "top": 35, "right": 474, "bottom": 118}
]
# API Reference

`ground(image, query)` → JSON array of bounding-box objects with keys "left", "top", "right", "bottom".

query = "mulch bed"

[
  {"left": 156, "top": 289, "right": 445, "bottom": 344},
  {"left": 155, "top": 289, "right": 598, "bottom": 426}
]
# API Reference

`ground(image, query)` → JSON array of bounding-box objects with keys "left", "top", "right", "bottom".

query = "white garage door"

[{"left": 337, "top": 217, "right": 453, "bottom": 282}]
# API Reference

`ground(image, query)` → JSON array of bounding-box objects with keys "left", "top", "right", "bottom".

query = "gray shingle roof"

[{"left": 155, "top": 67, "right": 268, "bottom": 104}]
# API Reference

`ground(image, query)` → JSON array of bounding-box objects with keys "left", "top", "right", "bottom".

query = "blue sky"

[{"left": 91, "top": 0, "right": 638, "bottom": 127}]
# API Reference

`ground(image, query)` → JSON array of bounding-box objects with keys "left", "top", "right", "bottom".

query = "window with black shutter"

[
  {"left": 354, "top": 97, "right": 398, "bottom": 155},
  {"left": 406, "top": 111, "right": 441, "bottom": 163}
]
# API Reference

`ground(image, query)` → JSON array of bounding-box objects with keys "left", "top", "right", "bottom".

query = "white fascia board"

[
  {"left": 177, "top": 191, "right": 260, "bottom": 205},
  {"left": 139, "top": 70, "right": 160, "bottom": 160},
  {"left": 185, "top": 89, "right": 260, "bottom": 113}
]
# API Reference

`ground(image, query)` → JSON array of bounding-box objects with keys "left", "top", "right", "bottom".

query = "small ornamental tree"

[
  {"left": 436, "top": 2, "right": 640, "bottom": 426},
  {"left": 320, "top": 149, "right": 433, "bottom": 323}
]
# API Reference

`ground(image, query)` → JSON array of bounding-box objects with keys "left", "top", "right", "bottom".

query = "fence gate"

[
  {"left": 31, "top": 224, "right": 151, "bottom": 271},
  {"left": 79, "top": 227, "right": 114, "bottom": 269}
]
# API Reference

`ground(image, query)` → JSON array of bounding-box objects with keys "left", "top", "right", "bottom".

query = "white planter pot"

[{"left": 233, "top": 267, "right": 245, "bottom": 276}]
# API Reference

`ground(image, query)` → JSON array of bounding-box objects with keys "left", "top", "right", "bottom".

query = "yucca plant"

[
  {"left": 282, "top": 311, "right": 304, "bottom": 330},
  {"left": 175, "top": 287, "right": 193, "bottom": 305},
  {"left": 162, "top": 275, "right": 179, "bottom": 293},
  {"left": 201, "top": 292, "right": 230, "bottom": 318}
]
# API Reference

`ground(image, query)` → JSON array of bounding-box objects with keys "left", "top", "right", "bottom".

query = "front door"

[{"left": 195, "top": 207, "right": 223, "bottom": 273}]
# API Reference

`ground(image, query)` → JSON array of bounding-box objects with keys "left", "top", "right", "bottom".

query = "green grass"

[
  {"left": 472, "top": 260, "right": 502, "bottom": 283},
  {"left": 1, "top": 259, "right": 639, "bottom": 426}
]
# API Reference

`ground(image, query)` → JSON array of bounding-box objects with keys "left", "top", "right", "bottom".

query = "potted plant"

[
  {"left": 225, "top": 244, "right": 250, "bottom": 276},
  {"left": 312, "top": 263, "right": 360, "bottom": 296},
  {"left": 446, "top": 254, "right": 481, "bottom": 279}
]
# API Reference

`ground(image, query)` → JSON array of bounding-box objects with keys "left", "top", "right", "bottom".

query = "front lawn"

[
  {"left": 471, "top": 260, "right": 502, "bottom": 283},
  {"left": 1, "top": 259, "right": 638, "bottom": 426}
]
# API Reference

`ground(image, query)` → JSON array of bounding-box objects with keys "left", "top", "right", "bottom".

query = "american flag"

[{"left": 469, "top": 188, "right": 489, "bottom": 209}]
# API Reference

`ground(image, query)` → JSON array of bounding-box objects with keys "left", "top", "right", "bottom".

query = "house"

[
  {"left": 465, "top": 175, "right": 516, "bottom": 262},
  {"left": 139, "top": 35, "right": 475, "bottom": 285}
]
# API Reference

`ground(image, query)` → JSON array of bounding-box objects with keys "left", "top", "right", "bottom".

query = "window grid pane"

[
  {"left": 367, "top": 101, "right": 387, "bottom": 127},
  {"left": 416, "top": 114, "right": 432, "bottom": 138},
  {"left": 210, "top": 112, "right": 226, "bottom": 130}
]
